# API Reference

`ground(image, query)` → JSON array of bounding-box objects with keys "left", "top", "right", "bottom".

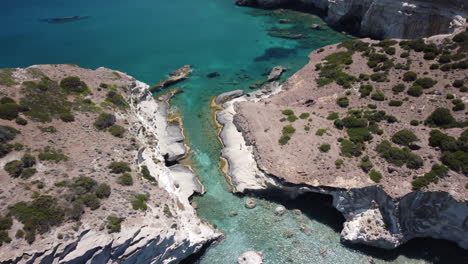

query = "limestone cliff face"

[{"left": 236, "top": 0, "right": 468, "bottom": 39}]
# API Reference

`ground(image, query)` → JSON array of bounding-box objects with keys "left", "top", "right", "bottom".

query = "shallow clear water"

[{"left": 1, "top": 1, "right": 467, "bottom": 263}]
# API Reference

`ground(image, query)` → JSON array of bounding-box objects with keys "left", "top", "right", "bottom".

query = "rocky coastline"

[
  {"left": 0, "top": 66, "right": 221, "bottom": 263},
  {"left": 236, "top": 0, "right": 468, "bottom": 39},
  {"left": 214, "top": 31, "right": 468, "bottom": 250}
]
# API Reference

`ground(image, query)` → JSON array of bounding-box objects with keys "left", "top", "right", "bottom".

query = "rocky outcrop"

[
  {"left": 236, "top": 0, "right": 468, "bottom": 39},
  {"left": 237, "top": 251, "right": 264, "bottom": 264},
  {"left": 215, "top": 85, "right": 468, "bottom": 251}
]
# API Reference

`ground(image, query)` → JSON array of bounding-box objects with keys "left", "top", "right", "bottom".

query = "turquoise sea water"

[{"left": 1, "top": 1, "right": 467, "bottom": 263}]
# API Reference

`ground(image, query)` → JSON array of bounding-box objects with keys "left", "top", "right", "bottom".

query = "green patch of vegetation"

[
  {"left": 429, "top": 129, "right": 468, "bottom": 174},
  {"left": 38, "top": 147, "right": 69, "bottom": 162},
  {"left": 21, "top": 154, "right": 34, "bottom": 169},
  {"left": 370, "top": 91, "right": 385, "bottom": 101},
  {"left": 81, "top": 193, "right": 100, "bottom": 210},
  {"left": 279, "top": 125, "right": 296, "bottom": 145},
  {"left": 336, "top": 97, "right": 349, "bottom": 108},
  {"left": 109, "top": 125, "right": 126, "bottom": 138},
  {"left": 60, "top": 76, "right": 89, "bottom": 94},
  {"left": 282, "top": 109, "right": 294, "bottom": 116},
  {"left": 452, "top": 99, "right": 465, "bottom": 111},
  {"left": 319, "top": 144, "right": 330, "bottom": 153},
  {"left": 39, "top": 126, "right": 57, "bottom": 133},
  {"left": 105, "top": 91, "right": 128, "bottom": 110},
  {"left": 141, "top": 165, "right": 157, "bottom": 182},
  {"left": 340, "top": 139, "right": 363, "bottom": 157},
  {"left": 95, "top": 183, "right": 111, "bottom": 199},
  {"left": 389, "top": 100, "right": 403, "bottom": 107},
  {"left": 299, "top": 113, "right": 310, "bottom": 119},
  {"left": 369, "top": 169, "right": 382, "bottom": 183},
  {"left": 0, "top": 68, "right": 17, "bottom": 86},
  {"left": 304, "top": 125, "right": 310, "bottom": 131},
  {"left": 107, "top": 216, "right": 124, "bottom": 233},
  {"left": 117, "top": 173, "right": 133, "bottom": 186},
  {"left": 59, "top": 112, "right": 75, "bottom": 122},
  {"left": 316, "top": 51, "right": 357, "bottom": 87},
  {"left": 415, "top": 78, "right": 437, "bottom": 88},
  {"left": 0, "top": 103, "right": 21, "bottom": 120},
  {"left": 339, "top": 39, "right": 370, "bottom": 52},
  {"left": 391, "top": 84, "right": 405, "bottom": 94},
  {"left": 425, "top": 108, "right": 456, "bottom": 128},
  {"left": 430, "top": 64, "right": 439, "bottom": 70},
  {"left": 327, "top": 112, "right": 339, "bottom": 120},
  {"left": 9, "top": 195, "right": 64, "bottom": 244},
  {"left": 0, "top": 215, "right": 12, "bottom": 246},
  {"left": 410, "top": 120, "right": 420, "bottom": 126},
  {"left": 21, "top": 77, "right": 73, "bottom": 122},
  {"left": 4, "top": 160, "right": 23, "bottom": 177},
  {"left": 375, "top": 140, "right": 423, "bottom": 169},
  {"left": 370, "top": 72, "right": 387, "bottom": 82},
  {"left": 391, "top": 129, "right": 419, "bottom": 147},
  {"left": 164, "top": 204, "right": 172, "bottom": 217},
  {"left": 412, "top": 164, "right": 449, "bottom": 190},
  {"left": 94, "top": 113, "right": 116, "bottom": 130},
  {"left": 453, "top": 80, "right": 464, "bottom": 88},
  {"left": 335, "top": 159, "right": 344, "bottom": 169},
  {"left": 347, "top": 127, "right": 372, "bottom": 143},
  {"left": 21, "top": 168, "right": 37, "bottom": 179},
  {"left": 132, "top": 194, "right": 149, "bottom": 211},
  {"left": 403, "top": 71, "right": 417, "bottom": 82},
  {"left": 109, "top": 161, "right": 131, "bottom": 174},
  {"left": 15, "top": 117, "right": 28, "bottom": 126},
  {"left": 287, "top": 114, "right": 298, "bottom": 122},
  {"left": 359, "top": 156, "right": 373, "bottom": 173},
  {"left": 315, "top": 129, "right": 327, "bottom": 136},
  {"left": 359, "top": 84, "right": 373, "bottom": 98},
  {"left": 407, "top": 85, "right": 423, "bottom": 97}
]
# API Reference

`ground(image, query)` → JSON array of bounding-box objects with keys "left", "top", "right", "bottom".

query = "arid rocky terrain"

[
  {"left": 0, "top": 65, "right": 219, "bottom": 263},
  {"left": 216, "top": 28, "right": 468, "bottom": 249}
]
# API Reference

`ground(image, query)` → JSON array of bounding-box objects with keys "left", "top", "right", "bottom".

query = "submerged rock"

[
  {"left": 207, "top": 72, "right": 220, "bottom": 78},
  {"left": 311, "top": 24, "right": 322, "bottom": 30},
  {"left": 267, "top": 66, "right": 286, "bottom": 82},
  {"left": 238, "top": 251, "right": 263, "bottom": 264},
  {"left": 274, "top": 205, "right": 286, "bottom": 216},
  {"left": 215, "top": 90, "right": 244, "bottom": 105},
  {"left": 245, "top": 198, "right": 257, "bottom": 209}
]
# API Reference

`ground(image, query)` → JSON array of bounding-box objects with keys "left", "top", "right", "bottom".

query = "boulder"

[
  {"left": 245, "top": 198, "right": 257, "bottom": 209},
  {"left": 267, "top": 66, "right": 286, "bottom": 82},
  {"left": 279, "top": 19, "right": 290, "bottom": 24},
  {"left": 311, "top": 24, "right": 322, "bottom": 30},
  {"left": 215, "top": 90, "right": 244, "bottom": 105},
  {"left": 274, "top": 205, "right": 286, "bottom": 216},
  {"left": 238, "top": 251, "right": 263, "bottom": 264}
]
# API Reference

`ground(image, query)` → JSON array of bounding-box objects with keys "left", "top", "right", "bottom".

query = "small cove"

[{"left": 1, "top": 0, "right": 467, "bottom": 263}]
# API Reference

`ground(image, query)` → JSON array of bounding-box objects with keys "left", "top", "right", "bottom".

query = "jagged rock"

[
  {"left": 267, "top": 66, "right": 286, "bottom": 82},
  {"left": 215, "top": 90, "right": 245, "bottom": 105},
  {"left": 245, "top": 198, "right": 257, "bottom": 209},
  {"left": 150, "top": 65, "right": 191, "bottom": 91},
  {"left": 274, "top": 205, "right": 286, "bottom": 216},
  {"left": 311, "top": 24, "right": 322, "bottom": 30},
  {"left": 238, "top": 251, "right": 263, "bottom": 264}
]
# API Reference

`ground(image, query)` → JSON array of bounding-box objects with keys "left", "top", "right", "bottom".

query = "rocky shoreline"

[
  {"left": 236, "top": 0, "right": 468, "bottom": 39},
  {"left": 214, "top": 60, "right": 468, "bottom": 250},
  {"left": 0, "top": 66, "right": 221, "bottom": 264}
]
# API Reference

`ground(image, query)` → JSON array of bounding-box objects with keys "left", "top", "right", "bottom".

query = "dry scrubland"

[
  {"left": 234, "top": 30, "right": 468, "bottom": 199},
  {"left": 0, "top": 65, "right": 175, "bottom": 249}
]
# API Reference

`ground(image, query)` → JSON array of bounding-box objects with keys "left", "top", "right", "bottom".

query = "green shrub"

[
  {"left": 108, "top": 161, "right": 131, "bottom": 174},
  {"left": 453, "top": 80, "right": 464, "bottom": 88},
  {"left": 359, "top": 156, "right": 373, "bottom": 172},
  {"left": 336, "top": 97, "right": 349, "bottom": 108},
  {"left": 299, "top": 113, "right": 310, "bottom": 119},
  {"left": 107, "top": 216, "right": 124, "bottom": 233},
  {"left": 411, "top": 164, "right": 449, "bottom": 190},
  {"left": 384, "top": 47, "right": 395, "bottom": 55},
  {"left": 453, "top": 103, "right": 465, "bottom": 111},
  {"left": 359, "top": 74, "right": 370, "bottom": 81},
  {"left": 94, "top": 113, "right": 116, "bottom": 130},
  {"left": 407, "top": 85, "right": 423, "bottom": 97},
  {"left": 9, "top": 195, "right": 64, "bottom": 244},
  {"left": 367, "top": 104, "right": 377, "bottom": 109},
  {"left": 388, "top": 100, "right": 403, "bottom": 107},
  {"left": 425, "top": 108, "right": 456, "bottom": 128},
  {"left": 441, "top": 151, "right": 468, "bottom": 174},
  {"left": 0, "top": 230, "right": 12, "bottom": 246},
  {"left": 438, "top": 54, "right": 451, "bottom": 64},
  {"left": 319, "top": 144, "right": 330, "bottom": 153},
  {"left": 287, "top": 115, "right": 298, "bottom": 122},
  {"left": 282, "top": 109, "right": 294, "bottom": 116},
  {"left": 15, "top": 117, "right": 28, "bottom": 126},
  {"left": 60, "top": 76, "right": 88, "bottom": 93},
  {"left": 446, "top": 94, "right": 455, "bottom": 99},
  {"left": 400, "top": 52, "right": 410, "bottom": 58},
  {"left": 283, "top": 125, "right": 296, "bottom": 135},
  {"left": 39, "top": 126, "right": 57, "bottom": 133},
  {"left": 21, "top": 168, "right": 37, "bottom": 179},
  {"left": 15, "top": 229, "right": 24, "bottom": 239},
  {"left": 95, "top": 184, "right": 111, "bottom": 198},
  {"left": 369, "top": 170, "right": 382, "bottom": 183},
  {"left": 105, "top": 91, "right": 128, "bottom": 109},
  {"left": 410, "top": 120, "right": 419, "bottom": 126},
  {"left": 429, "top": 130, "right": 458, "bottom": 152},
  {"left": 415, "top": 78, "right": 437, "bottom": 88},
  {"left": 117, "top": 173, "right": 133, "bottom": 186},
  {"left": 340, "top": 139, "right": 363, "bottom": 157},
  {"left": 59, "top": 112, "right": 75, "bottom": 122},
  {"left": 0, "top": 97, "right": 15, "bottom": 104},
  {"left": 141, "top": 165, "right": 157, "bottom": 182},
  {"left": 4, "top": 160, "right": 23, "bottom": 177},
  {"left": 359, "top": 84, "right": 373, "bottom": 97},
  {"left": 278, "top": 135, "right": 291, "bottom": 145},
  {"left": 391, "top": 84, "right": 405, "bottom": 94},
  {"left": 392, "top": 129, "right": 419, "bottom": 146},
  {"left": 315, "top": 129, "right": 327, "bottom": 136},
  {"left": 327, "top": 112, "right": 339, "bottom": 120},
  {"left": 132, "top": 194, "right": 148, "bottom": 211},
  {"left": 430, "top": 64, "right": 439, "bottom": 70},
  {"left": 423, "top": 52, "right": 436, "bottom": 60},
  {"left": 68, "top": 201, "right": 84, "bottom": 221},
  {"left": 342, "top": 116, "right": 367, "bottom": 128},
  {"left": 453, "top": 31, "right": 468, "bottom": 42},
  {"left": 371, "top": 91, "right": 385, "bottom": 101},
  {"left": 403, "top": 71, "right": 417, "bottom": 82},
  {"left": 304, "top": 125, "right": 310, "bottom": 131},
  {"left": 347, "top": 127, "right": 372, "bottom": 143},
  {"left": 406, "top": 152, "right": 424, "bottom": 169},
  {"left": 375, "top": 140, "right": 408, "bottom": 166},
  {"left": 72, "top": 176, "right": 97, "bottom": 194},
  {"left": 0, "top": 103, "right": 19, "bottom": 120},
  {"left": 82, "top": 193, "right": 100, "bottom": 210},
  {"left": 370, "top": 72, "right": 387, "bottom": 82},
  {"left": 109, "top": 125, "right": 126, "bottom": 138},
  {"left": 21, "top": 153, "right": 36, "bottom": 168},
  {"left": 440, "top": 64, "right": 452, "bottom": 72},
  {"left": 38, "top": 147, "right": 69, "bottom": 162},
  {"left": 335, "top": 159, "right": 344, "bottom": 169}
]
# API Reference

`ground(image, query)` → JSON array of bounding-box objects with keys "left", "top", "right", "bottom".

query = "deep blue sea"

[{"left": 1, "top": 0, "right": 467, "bottom": 263}]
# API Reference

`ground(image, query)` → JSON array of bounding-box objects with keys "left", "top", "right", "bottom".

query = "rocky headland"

[
  {"left": 236, "top": 0, "right": 468, "bottom": 39},
  {"left": 0, "top": 65, "right": 221, "bottom": 263},
  {"left": 216, "top": 29, "right": 468, "bottom": 249}
]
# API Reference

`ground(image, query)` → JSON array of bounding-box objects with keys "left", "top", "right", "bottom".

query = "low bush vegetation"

[
  {"left": 94, "top": 113, "right": 116, "bottom": 130},
  {"left": 391, "top": 129, "right": 419, "bottom": 146},
  {"left": 105, "top": 91, "right": 128, "bottom": 110},
  {"left": 38, "top": 147, "right": 69, "bottom": 162},
  {"left": 425, "top": 108, "right": 456, "bottom": 128},
  {"left": 359, "top": 84, "right": 373, "bottom": 97},
  {"left": 95, "top": 183, "right": 111, "bottom": 198},
  {"left": 340, "top": 139, "right": 363, "bottom": 157},
  {"left": 389, "top": 100, "right": 403, "bottom": 107},
  {"left": 109, "top": 125, "right": 126, "bottom": 138},
  {"left": 403, "top": 71, "right": 417, "bottom": 82},
  {"left": 107, "top": 216, "right": 124, "bottom": 233},
  {"left": 407, "top": 85, "right": 423, "bottom": 97},
  {"left": 336, "top": 97, "right": 349, "bottom": 108},
  {"left": 370, "top": 91, "right": 385, "bottom": 101},
  {"left": 60, "top": 76, "right": 89, "bottom": 93},
  {"left": 369, "top": 169, "right": 382, "bottom": 183},
  {"left": 4, "top": 160, "right": 23, "bottom": 177},
  {"left": 132, "top": 194, "right": 149, "bottom": 211},
  {"left": 411, "top": 164, "right": 449, "bottom": 190},
  {"left": 392, "top": 84, "right": 405, "bottom": 94},
  {"left": 319, "top": 144, "right": 331, "bottom": 153},
  {"left": 299, "top": 113, "right": 310, "bottom": 119},
  {"left": 327, "top": 112, "right": 339, "bottom": 120},
  {"left": 376, "top": 140, "right": 423, "bottom": 169},
  {"left": 359, "top": 156, "right": 373, "bottom": 172},
  {"left": 108, "top": 161, "right": 131, "bottom": 174},
  {"left": 415, "top": 78, "right": 437, "bottom": 88},
  {"left": 141, "top": 165, "right": 157, "bottom": 182},
  {"left": 117, "top": 173, "right": 133, "bottom": 186}
]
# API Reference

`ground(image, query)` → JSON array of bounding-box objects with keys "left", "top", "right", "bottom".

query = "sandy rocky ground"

[
  {"left": 216, "top": 28, "right": 468, "bottom": 249},
  {"left": 0, "top": 65, "right": 220, "bottom": 263}
]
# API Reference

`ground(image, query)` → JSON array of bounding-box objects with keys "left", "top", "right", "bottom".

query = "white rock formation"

[{"left": 238, "top": 251, "right": 264, "bottom": 264}]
